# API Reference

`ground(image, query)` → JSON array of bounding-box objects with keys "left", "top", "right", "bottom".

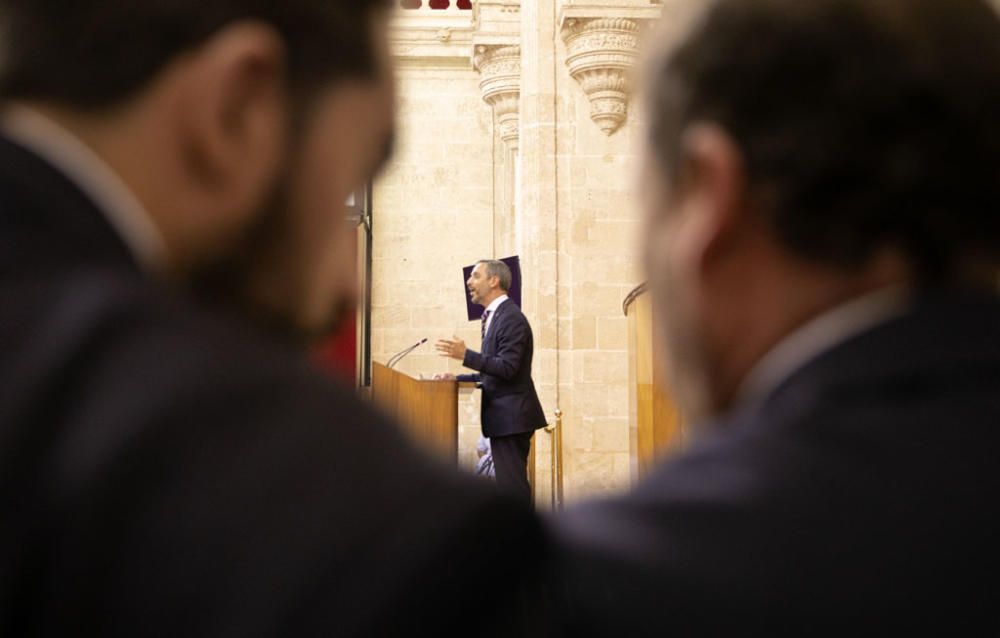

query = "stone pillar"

[
  {"left": 474, "top": 45, "right": 521, "bottom": 253},
  {"left": 471, "top": 0, "right": 522, "bottom": 258},
  {"left": 517, "top": 0, "right": 561, "bottom": 507},
  {"left": 551, "top": 0, "right": 663, "bottom": 501}
]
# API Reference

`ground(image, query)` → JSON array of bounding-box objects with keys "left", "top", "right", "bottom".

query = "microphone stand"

[{"left": 387, "top": 338, "right": 427, "bottom": 369}]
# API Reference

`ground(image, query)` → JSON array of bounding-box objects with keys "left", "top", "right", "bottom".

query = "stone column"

[
  {"left": 552, "top": 0, "right": 663, "bottom": 500},
  {"left": 517, "top": 0, "right": 561, "bottom": 507},
  {"left": 471, "top": 0, "right": 522, "bottom": 258},
  {"left": 473, "top": 44, "right": 521, "bottom": 254}
]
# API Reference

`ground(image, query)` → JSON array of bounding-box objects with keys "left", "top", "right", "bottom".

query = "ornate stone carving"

[
  {"left": 561, "top": 17, "right": 641, "bottom": 136},
  {"left": 474, "top": 45, "right": 521, "bottom": 150}
]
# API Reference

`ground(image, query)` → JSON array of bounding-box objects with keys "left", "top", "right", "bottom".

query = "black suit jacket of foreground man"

[
  {"left": 457, "top": 300, "right": 546, "bottom": 438},
  {"left": 548, "top": 291, "right": 1000, "bottom": 634},
  {"left": 0, "top": 135, "right": 546, "bottom": 636}
]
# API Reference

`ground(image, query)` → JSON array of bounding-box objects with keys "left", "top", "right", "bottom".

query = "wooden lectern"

[{"left": 372, "top": 362, "right": 458, "bottom": 462}]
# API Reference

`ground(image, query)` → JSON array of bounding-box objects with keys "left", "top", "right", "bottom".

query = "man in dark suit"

[
  {"left": 436, "top": 260, "right": 547, "bottom": 504},
  {"left": 549, "top": 0, "right": 1000, "bottom": 633},
  {"left": 0, "top": 1, "right": 545, "bottom": 635}
]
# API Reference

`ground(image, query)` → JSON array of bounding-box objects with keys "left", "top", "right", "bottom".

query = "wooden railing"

[{"left": 623, "top": 281, "right": 648, "bottom": 316}]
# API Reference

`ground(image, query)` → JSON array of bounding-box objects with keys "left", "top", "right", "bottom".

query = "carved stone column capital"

[
  {"left": 474, "top": 44, "right": 521, "bottom": 150},
  {"left": 561, "top": 17, "right": 641, "bottom": 136}
]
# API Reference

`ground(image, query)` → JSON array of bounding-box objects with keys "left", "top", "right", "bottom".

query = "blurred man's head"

[
  {"left": 641, "top": 0, "right": 1000, "bottom": 421},
  {"left": 0, "top": 0, "right": 395, "bottom": 341},
  {"left": 467, "top": 260, "right": 511, "bottom": 308}
]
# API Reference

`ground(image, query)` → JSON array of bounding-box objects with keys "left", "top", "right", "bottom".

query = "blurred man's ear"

[
  {"left": 174, "top": 21, "right": 289, "bottom": 231},
  {"left": 674, "top": 123, "right": 747, "bottom": 277}
]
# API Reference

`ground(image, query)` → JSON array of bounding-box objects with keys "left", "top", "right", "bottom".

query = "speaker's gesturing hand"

[{"left": 435, "top": 336, "right": 467, "bottom": 361}]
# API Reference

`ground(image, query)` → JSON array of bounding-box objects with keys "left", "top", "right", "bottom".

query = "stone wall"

[
  {"left": 372, "top": 62, "right": 495, "bottom": 470},
  {"left": 551, "top": 25, "right": 647, "bottom": 499}
]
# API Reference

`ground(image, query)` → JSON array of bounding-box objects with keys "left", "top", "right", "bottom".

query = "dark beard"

[{"left": 183, "top": 180, "right": 350, "bottom": 348}]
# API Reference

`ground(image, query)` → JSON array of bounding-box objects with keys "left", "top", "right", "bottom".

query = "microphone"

[{"left": 387, "top": 338, "right": 427, "bottom": 369}]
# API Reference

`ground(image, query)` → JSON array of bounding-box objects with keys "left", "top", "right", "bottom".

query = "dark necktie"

[{"left": 481, "top": 309, "right": 491, "bottom": 342}]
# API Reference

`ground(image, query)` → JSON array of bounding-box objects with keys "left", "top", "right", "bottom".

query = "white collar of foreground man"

[
  {"left": 0, "top": 105, "right": 168, "bottom": 275},
  {"left": 736, "top": 285, "right": 912, "bottom": 409}
]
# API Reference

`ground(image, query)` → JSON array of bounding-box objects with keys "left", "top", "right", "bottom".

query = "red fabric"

[{"left": 316, "top": 313, "right": 357, "bottom": 384}]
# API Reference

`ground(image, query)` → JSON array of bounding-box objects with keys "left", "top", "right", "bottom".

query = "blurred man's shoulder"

[{"left": 0, "top": 266, "right": 377, "bottom": 436}]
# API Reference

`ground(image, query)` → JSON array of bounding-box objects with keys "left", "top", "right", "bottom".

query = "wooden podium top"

[{"left": 371, "top": 363, "right": 459, "bottom": 461}]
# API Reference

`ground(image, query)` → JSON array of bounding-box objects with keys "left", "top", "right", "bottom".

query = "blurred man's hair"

[
  {"left": 0, "top": 0, "right": 392, "bottom": 108},
  {"left": 479, "top": 260, "right": 512, "bottom": 293},
  {"left": 648, "top": 0, "right": 1000, "bottom": 283}
]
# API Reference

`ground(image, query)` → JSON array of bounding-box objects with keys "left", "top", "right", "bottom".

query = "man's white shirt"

[{"left": 483, "top": 294, "right": 509, "bottom": 341}]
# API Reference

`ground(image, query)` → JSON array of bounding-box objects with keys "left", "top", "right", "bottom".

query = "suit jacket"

[
  {"left": 457, "top": 300, "right": 546, "bottom": 438},
  {"left": 0, "top": 134, "right": 546, "bottom": 636},
  {"left": 549, "top": 291, "right": 1000, "bottom": 634}
]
